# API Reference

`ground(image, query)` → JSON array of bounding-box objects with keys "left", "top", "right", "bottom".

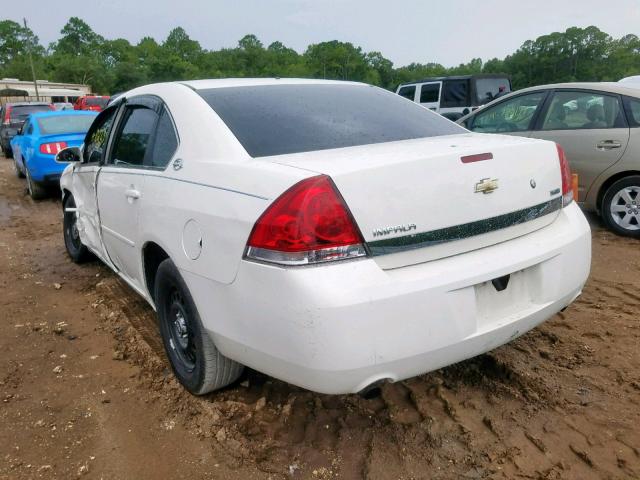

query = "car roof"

[
  {"left": 398, "top": 74, "right": 510, "bottom": 87},
  {"left": 28, "top": 110, "right": 98, "bottom": 119},
  {"left": 4, "top": 102, "right": 51, "bottom": 107},
  {"left": 504, "top": 82, "right": 640, "bottom": 98},
  {"left": 180, "top": 78, "right": 365, "bottom": 90}
]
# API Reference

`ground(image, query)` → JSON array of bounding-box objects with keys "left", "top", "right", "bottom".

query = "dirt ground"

[{"left": 0, "top": 156, "right": 638, "bottom": 480}]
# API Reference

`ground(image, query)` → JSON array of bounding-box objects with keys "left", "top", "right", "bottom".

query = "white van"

[{"left": 396, "top": 74, "right": 511, "bottom": 121}]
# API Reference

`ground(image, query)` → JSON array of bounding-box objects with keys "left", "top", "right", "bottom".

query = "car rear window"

[
  {"left": 86, "top": 97, "right": 109, "bottom": 107},
  {"left": 10, "top": 105, "right": 52, "bottom": 121},
  {"left": 475, "top": 78, "right": 511, "bottom": 104},
  {"left": 37, "top": 115, "right": 96, "bottom": 135},
  {"left": 198, "top": 84, "right": 464, "bottom": 157}
]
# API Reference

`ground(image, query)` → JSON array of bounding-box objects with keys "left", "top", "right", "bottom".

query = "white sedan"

[{"left": 57, "top": 79, "right": 591, "bottom": 395}]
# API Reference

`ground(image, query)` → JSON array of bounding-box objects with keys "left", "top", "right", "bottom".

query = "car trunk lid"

[{"left": 267, "top": 133, "right": 563, "bottom": 269}]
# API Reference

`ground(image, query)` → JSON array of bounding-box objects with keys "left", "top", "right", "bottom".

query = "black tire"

[
  {"left": 26, "top": 169, "right": 47, "bottom": 200},
  {"left": 601, "top": 175, "right": 640, "bottom": 238},
  {"left": 155, "top": 258, "right": 243, "bottom": 394},
  {"left": 13, "top": 156, "right": 24, "bottom": 178},
  {"left": 5, "top": 146, "right": 13, "bottom": 159},
  {"left": 63, "top": 195, "right": 92, "bottom": 263}
]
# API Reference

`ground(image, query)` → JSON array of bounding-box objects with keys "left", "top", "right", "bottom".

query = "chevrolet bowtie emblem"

[{"left": 474, "top": 178, "right": 499, "bottom": 194}]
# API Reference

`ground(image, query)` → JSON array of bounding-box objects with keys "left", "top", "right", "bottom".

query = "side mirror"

[{"left": 55, "top": 146, "right": 82, "bottom": 164}]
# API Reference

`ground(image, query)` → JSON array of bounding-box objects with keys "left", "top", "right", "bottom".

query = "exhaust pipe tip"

[{"left": 358, "top": 378, "right": 393, "bottom": 399}]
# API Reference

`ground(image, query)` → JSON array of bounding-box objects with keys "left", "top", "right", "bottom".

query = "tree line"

[{"left": 0, "top": 17, "right": 639, "bottom": 95}]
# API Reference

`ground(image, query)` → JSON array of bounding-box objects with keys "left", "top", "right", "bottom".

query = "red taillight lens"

[
  {"left": 2, "top": 106, "right": 11, "bottom": 125},
  {"left": 39, "top": 141, "right": 68, "bottom": 155},
  {"left": 556, "top": 143, "right": 573, "bottom": 207},
  {"left": 245, "top": 175, "right": 367, "bottom": 265}
]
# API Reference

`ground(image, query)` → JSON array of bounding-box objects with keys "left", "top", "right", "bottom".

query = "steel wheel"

[
  {"left": 609, "top": 186, "right": 640, "bottom": 231},
  {"left": 167, "top": 289, "right": 197, "bottom": 372},
  {"left": 155, "top": 258, "right": 244, "bottom": 394}
]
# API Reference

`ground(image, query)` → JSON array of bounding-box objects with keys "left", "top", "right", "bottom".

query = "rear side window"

[
  {"left": 397, "top": 85, "right": 416, "bottom": 101},
  {"left": 420, "top": 83, "right": 440, "bottom": 103},
  {"left": 111, "top": 106, "right": 158, "bottom": 167},
  {"left": 10, "top": 105, "right": 52, "bottom": 121},
  {"left": 625, "top": 97, "right": 640, "bottom": 126},
  {"left": 149, "top": 109, "right": 178, "bottom": 168},
  {"left": 441, "top": 80, "right": 469, "bottom": 108},
  {"left": 199, "top": 84, "right": 464, "bottom": 157},
  {"left": 542, "top": 91, "right": 625, "bottom": 130}
]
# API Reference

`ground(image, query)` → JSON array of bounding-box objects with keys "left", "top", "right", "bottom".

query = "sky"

[{"left": 5, "top": 0, "right": 640, "bottom": 67}]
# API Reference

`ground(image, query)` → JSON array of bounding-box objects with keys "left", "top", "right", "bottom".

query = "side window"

[
  {"left": 420, "top": 83, "right": 440, "bottom": 103},
  {"left": 26, "top": 122, "right": 34, "bottom": 135},
  {"left": 21, "top": 120, "right": 30, "bottom": 135},
  {"left": 542, "top": 91, "right": 624, "bottom": 131},
  {"left": 110, "top": 106, "right": 158, "bottom": 167},
  {"left": 398, "top": 85, "right": 416, "bottom": 101},
  {"left": 470, "top": 91, "right": 546, "bottom": 133},
  {"left": 623, "top": 97, "right": 640, "bottom": 127},
  {"left": 441, "top": 80, "right": 469, "bottom": 108},
  {"left": 84, "top": 107, "right": 118, "bottom": 163},
  {"left": 149, "top": 108, "right": 178, "bottom": 168}
]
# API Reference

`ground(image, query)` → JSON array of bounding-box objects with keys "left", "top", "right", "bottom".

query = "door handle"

[
  {"left": 596, "top": 140, "right": 622, "bottom": 150},
  {"left": 125, "top": 188, "right": 141, "bottom": 200}
]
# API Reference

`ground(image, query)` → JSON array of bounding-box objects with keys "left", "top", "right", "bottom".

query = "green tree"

[{"left": 52, "top": 17, "right": 104, "bottom": 57}]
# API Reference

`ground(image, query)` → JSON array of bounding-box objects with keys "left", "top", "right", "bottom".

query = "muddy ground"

[{"left": 0, "top": 156, "right": 638, "bottom": 480}]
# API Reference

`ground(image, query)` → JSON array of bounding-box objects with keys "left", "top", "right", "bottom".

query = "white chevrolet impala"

[{"left": 57, "top": 79, "right": 591, "bottom": 395}]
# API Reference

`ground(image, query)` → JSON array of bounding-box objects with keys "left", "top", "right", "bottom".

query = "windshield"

[
  {"left": 475, "top": 78, "right": 511, "bottom": 104},
  {"left": 37, "top": 115, "right": 96, "bottom": 135},
  {"left": 10, "top": 105, "right": 52, "bottom": 121},
  {"left": 86, "top": 97, "right": 109, "bottom": 107},
  {"left": 198, "top": 84, "right": 464, "bottom": 157}
]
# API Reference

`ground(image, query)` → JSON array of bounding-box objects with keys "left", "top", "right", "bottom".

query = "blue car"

[{"left": 11, "top": 111, "right": 97, "bottom": 199}]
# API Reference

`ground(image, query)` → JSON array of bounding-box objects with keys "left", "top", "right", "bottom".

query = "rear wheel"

[
  {"left": 155, "top": 258, "right": 243, "bottom": 394},
  {"left": 5, "top": 146, "right": 13, "bottom": 159},
  {"left": 13, "top": 156, "right": 24, "bottom": 178},
  {"left": 26, "top": 169, "right": 47, "bottom": 200},
  {"left": 63, "top": 194, "right": 92, "bottom": 263},
  {"left": 601, "top": 176, "right": 640, "bottom": 238}
]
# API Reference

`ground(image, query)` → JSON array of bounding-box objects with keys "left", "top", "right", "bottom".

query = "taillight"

[
  {"left": 556, "top": 143, "right": 573, "bottom": 207},
  {"left": 245, "top": 175, "right": 367, "bottom": 265},
  {"left": 2, "top": 106, "right": 11, "bottom": 125},
  {"left": 39, "top": 141, "right": 68, "bottom": 155}
]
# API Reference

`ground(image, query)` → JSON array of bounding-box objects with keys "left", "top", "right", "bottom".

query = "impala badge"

[
  {"left": 372, "top": 224, "right": 417, "bottom": 237},
  {"left": 475, "top": 178, "right": 499, "bottom": 194}
]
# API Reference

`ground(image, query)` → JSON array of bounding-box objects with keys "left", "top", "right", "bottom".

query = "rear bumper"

[
  {"left": 27, "top": 154, "right": 67, "bottom": 183},
  {"left": 182, "top": 202, "right": 591, "bottom": 394}
]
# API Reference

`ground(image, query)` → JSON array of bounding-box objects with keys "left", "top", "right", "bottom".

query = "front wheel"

[
  {"left": 155, "top": 258, "right": 243, "bottom": 394},
  {"left": 601, "top": 176, "right": 640, "bottom": 238},
  {"left": 63, "top": 194, "right": 92, "bottom": 263}
]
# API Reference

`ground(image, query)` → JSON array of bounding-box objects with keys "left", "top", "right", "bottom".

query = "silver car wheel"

[{"left": 610, "top": 186, "right": 640, "bottom": 231}]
